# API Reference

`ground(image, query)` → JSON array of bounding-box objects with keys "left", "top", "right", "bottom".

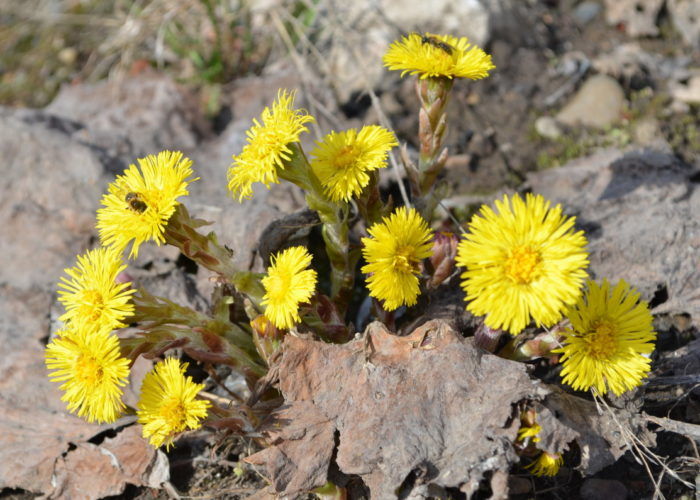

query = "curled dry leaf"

[{"left": 246, "top": 320, "right": 548, "bottom": 497}]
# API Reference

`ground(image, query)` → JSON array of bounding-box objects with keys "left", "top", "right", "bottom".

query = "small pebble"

[
  {"left": 573, "top": 1, "right": 601, "bottom": 25},
  {"left": 535, "top": 116, "right": 563, "bottom": 140}
]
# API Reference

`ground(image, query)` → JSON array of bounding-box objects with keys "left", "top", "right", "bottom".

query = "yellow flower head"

[
  {"left": 361, "top": 207, "right": 433, "bottom": 311},
  {"left": 45, "top": 325, "right": 130, "bottom": 423},
  {"left": 137, "top": 357, "right": 211, "bottom": 449},
  {"left": 228, "top": 90, "right": 314, "bottom": 201},
  {"left": 58, "top": 247, "right": 135, "bottom": 331},
  {"left": 383, "top": 32, "right": 495, "bottom": 80},
  {"left": 456, "top": 193, "right": 589, "bottom": 335},
  {"left": 310, "top": 125, "right": 398, "bottom": 202},
  {"left": 261, "top": 246, "right": 317, "bottom": 330},
  {"left": 527, "top": 452, "right": 563, "bottom": 477},
  {"left": 556, "top": 279, "right": 656, "bottom": 396},
  {"left": 97, "top": 151, "right": 196, "bottom": 259}
]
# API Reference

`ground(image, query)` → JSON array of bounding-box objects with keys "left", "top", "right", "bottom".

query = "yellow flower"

[
  {"left": 228, "top": 90, "right": 314, "bottom": 201},
  {"left": 361, "top": 207, "right": 433, "bottom": 311},
  {"left": 45, "top": 325, "right": 130, "bottom": 423},
  {"left": 310, "top": 125, "right": 398, "bottom": 202},
  {"left": 97, "top": 151, "right": 196, "bottom": 258},
  {"left": 261, "top": 246, "right": 317, "bottom": 329},
  {"left": 517, "top": 423, "right": 542, "bottom": 444},
  {"left": 137, "top": 358, "right": 211, "bottom": 449},
  {"left": 58, "top": 247, "right": 135, "bottom": 331},
  {"left": 456, "top": 193, "right": 589, "bottom": 335},
  {"left": 556, "top": 279, "right": 656, "bottom": 396},
  {"left": 527, "top": 452, "right": 563, "bottom": 477},
  {"left": 383, "top": 32, "right": 495, "bottom": 80}
]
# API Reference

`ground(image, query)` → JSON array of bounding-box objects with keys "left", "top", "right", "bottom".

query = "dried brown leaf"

[{"left": 247, "top": 320, "right": 548, "bottom": 497}]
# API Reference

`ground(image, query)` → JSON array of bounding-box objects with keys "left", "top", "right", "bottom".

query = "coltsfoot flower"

[
  {"left": 228, "top": 90, "right": 314, "bottom": 200},
  {"left": 517, "top": 410, "right": 541, "bottom": 445},
  {"left": 383, "top": 32, "right": 495, "bottom": 80},
  {"left": 527, "top": 452, "right": 563, "bottom": 477},
  {"left": 310, "top": 125, "right": 398, "bottom": 202},
  {"left": 361, "top": 207, "right": 433, "bottom": 311},
  {"left": 456, "top": 193, "right": 589, "bottom": 335},
  {"left": 556, "top": 279, "right": 656, "bottom": 396},
  {"left": 137, "top": 358, "right": 211, "bottom": 449},
  {"left": 58, "top": 247, "right": 135, "bottom": 331},
  {"left": 45, "top": 325, "right": 130, "bottom": 423},
  {"left": 97, "top": 151, "right": 196, "bottom": 258},
  {"left": 261, "top": 246, "right": 317, "bottom": 330}
]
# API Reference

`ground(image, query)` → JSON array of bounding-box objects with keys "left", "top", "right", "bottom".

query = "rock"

[
  {"left": 0, "top": 107, "right": 169, "bottom": 495},
  {"left": 603, "top": 0, "right": 664, "bottom": 37},
  {"left": 535, "top": 116, "right": 563, "bottom": 139},
  {"left": 668, "top": 0, "right": 700, "bottom": 47},
  {"left": 50, "top": 426, "right": 169, "bottom": 499},
  {"left": 580, "top": 478, "right": 627, "bottom": 500},
  {"left": 0, "top": 108, "right": 111, "bottom": 290},
  {"left": 632, "top": 117, "right": 670, "bottom": 151},
  {"left": 670, "top": 73, "right": 700, "bottom": 104},
  {"left": 46, "top": 71, "right": 206, "bottom": 160},
  {"left": 527, "top": 148, "right": 700, "bottom": 323},
  {"left": 593, "top": 43, "right": 691, "bottom": 86},
  {"left": 573, "top": 1, "right": 602, "bottom": 25},
  {"left": 556, "top": 74, "right": 625, "bottom": 129}
]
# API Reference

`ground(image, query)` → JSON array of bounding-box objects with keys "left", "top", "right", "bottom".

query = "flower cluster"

[
  {"left": 46, "top": 151, "right": 210, "bottom": 447},
  {"left": 46, "top": 246, "right": 134, "bottom": 423},
  {"left": 44, "top": 30, "right": 660, "bottom": 469}
]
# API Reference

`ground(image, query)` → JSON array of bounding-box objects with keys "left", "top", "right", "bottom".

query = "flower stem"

[
  {"left": 413, "top": 76, "right": 453, "bottom": 219},
  {"left": 164, "top": 204, "right": 265, "bottom": 304},
  {"left": 280, "top": 143, "right": 356, "bottom": 315}
]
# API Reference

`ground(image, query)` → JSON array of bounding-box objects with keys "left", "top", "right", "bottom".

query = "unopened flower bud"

[{"left": 427, "top": 231, "right": 458, "bottom": 289}]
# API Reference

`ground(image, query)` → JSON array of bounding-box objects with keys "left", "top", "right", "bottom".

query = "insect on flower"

[
  {"left": 420, "top": 34, "right": 454, "bottom": 55},
  {"left": 125, "top": 192, "right": 148, "bottom": 213}
]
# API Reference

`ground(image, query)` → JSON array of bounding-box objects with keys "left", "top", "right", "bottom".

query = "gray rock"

[
  {"left": 632, "top": 117, "right": 670, "bottom": 151},
  {"left": 556, "top": 74, "right": 625, "bottom": 129},
  {"left": 535, "top": 116, "right": 563, "bottom": 139},
  {"left": 670, "top": 73, "right": 700, "bottom": 104},
  {"left": 0, "top": 108, "right": 111, "bottom": 290},
  {"left": 46, "top": 72, "right": 205, "bottom": 159},
  {"left": 668, "top": 0, "right": 700, "bottom": 47},
  {"left": 573, "top": 1, "right": 602, "bottom": 25},
  {"left": 604, "top": 0, "right": 664, "bottom": 37},
  {"left": 527, "top": 148, "right": 700, "bottom": 323}
]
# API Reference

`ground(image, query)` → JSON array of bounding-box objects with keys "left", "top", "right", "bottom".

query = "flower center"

[
  {"left": 332, "top": 145, "right": 359, "bottom": 171},
  {"left": 267, "top": 273, "right": 291, "bottom": 302},
  {"left": 161, "top": 397, "right": 187, "bottom": 431},
  {"left": 504, "top": 246, "right": 542, "bottom": 284},
  {"left": 75, "top": 354, "right": 104, "bottom": 387},
  {"left": 393, "top": 246, "right": 420, "bottom": 274},
  {"left": 585, "top": 319, "right": 618, "bottom": 359},
  {"left": 80, "top": 290, "right": 105, "bottom": 322}
]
